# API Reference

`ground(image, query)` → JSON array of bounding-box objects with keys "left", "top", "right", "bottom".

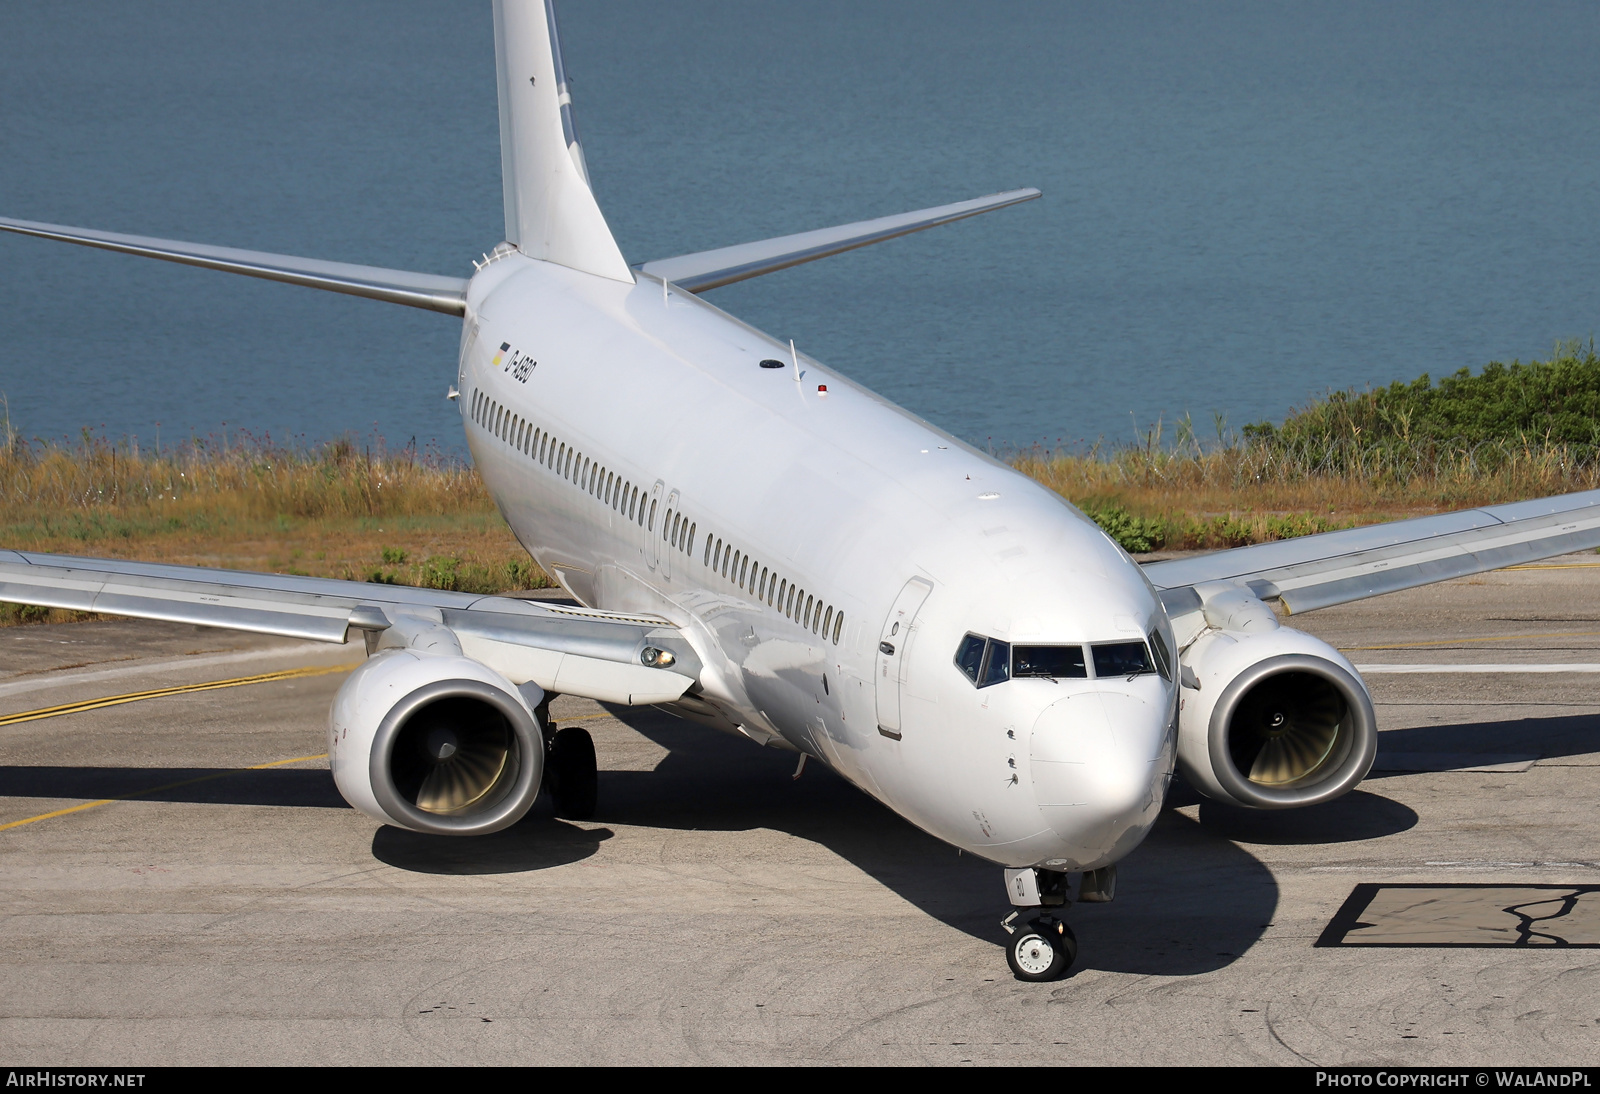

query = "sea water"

[{"left": 1, "top": 0, "right": 1596, "bottom": 456}]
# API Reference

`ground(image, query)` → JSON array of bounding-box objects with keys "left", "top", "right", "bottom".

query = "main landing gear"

[
  {"left": 544, "top": 723, "right": 598, "bottom": 820},
  {"left": 1000, "top": 865, "right": 1116, "bottom": 981}
]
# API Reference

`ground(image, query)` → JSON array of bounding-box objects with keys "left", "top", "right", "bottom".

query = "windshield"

[
  {"left": 1091, "top": 641, "right": 1155, "bottom": 678},
  {"left": 1013, "top": 645, "right": 1088, "bottom": 679}
]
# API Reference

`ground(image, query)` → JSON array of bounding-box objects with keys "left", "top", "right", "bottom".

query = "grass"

[
  {"left": 3, "top": 339, "right": 1597, "bottom": 623},
  {"left": 1020, "top": 340, "right": 1600, "bottom": 552},
  {"left": 0, "top": 424, "right": 550, "bottom": 625}
]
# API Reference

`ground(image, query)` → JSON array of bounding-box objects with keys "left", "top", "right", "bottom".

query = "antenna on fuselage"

[{"left": 790, "top": 339, "right": 801, "bottom": 383}]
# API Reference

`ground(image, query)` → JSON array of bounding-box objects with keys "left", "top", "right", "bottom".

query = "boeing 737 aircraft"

[{"left": 5, "top": 1, "right": 1600, "bottom": 981}]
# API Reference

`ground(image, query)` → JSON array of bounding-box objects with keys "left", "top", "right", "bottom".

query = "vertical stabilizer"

[{"left": 493, "top": 0, "right": 633, "bottom": 283}]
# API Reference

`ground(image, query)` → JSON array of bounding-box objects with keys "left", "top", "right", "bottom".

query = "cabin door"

[
  {"left": 646, "top": 480, "right": 664, "bottom": 570},
  {"left": 874, "top": 577, "right": 933, "bottom": 740},
  {"left": 660, "top": 488, "right": 680, "bottom": 580}
]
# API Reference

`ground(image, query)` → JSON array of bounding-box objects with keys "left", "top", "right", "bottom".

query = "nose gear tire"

[
  {"left": 1006, "top": 920, "right": 1077, "bottom": 982},
  {"left": 546, "top": 726, "right": 598, "bottom": 820}
]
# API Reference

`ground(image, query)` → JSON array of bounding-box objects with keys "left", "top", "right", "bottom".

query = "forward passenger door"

[{"left": 875, "top": 577, "right": 933, "bottom": 740}]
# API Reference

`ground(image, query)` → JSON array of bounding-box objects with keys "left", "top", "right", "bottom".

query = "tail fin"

[{"left": 493, "top": 0, "right": 632, "bottom": 283}]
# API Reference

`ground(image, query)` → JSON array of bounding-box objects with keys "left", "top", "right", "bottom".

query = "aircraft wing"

[
  {"left": 1143, "top": 489, "right": 1600, "bottom": 617},
  {"left": 0, "top": 217, "right": 469, "bottom": 316},
  {"left": 0, "top": 551, "right": 697, "bottom": 705},
  {"left": 637, "top": 189, "right": 1041, "bottom": 293}
]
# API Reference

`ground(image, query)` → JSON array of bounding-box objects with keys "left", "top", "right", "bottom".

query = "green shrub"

[{"left": 1083, "top": 505, "right": 1166, "bottom": 553}]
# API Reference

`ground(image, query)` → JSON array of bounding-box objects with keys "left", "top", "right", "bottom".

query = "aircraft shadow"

[
  {"left": 371, "top": 816, "right": 612, "bottom": 875},
  {"left": 1369, "top": 712, "right": 1600, "bottom": 773},
  {"left": 571, "top": 705, "right": 1306, "bottom": 976},
  {"left": 0, "top": 765, "right": 345, "bottom": 808}
]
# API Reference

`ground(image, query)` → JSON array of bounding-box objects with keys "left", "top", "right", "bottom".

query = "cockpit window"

[
  {"left": 955, "top": 634, "right": 987, "bottom": 684},
  {"left": 1148, "top": 629, "right": 1173, "bottom": 682},
  {"left": 954, "top": 633, "right": 1011, "bottom": 688},
  {"left": 1092, "top": 641, "right": 1155, "bottom": 678},
  {"left": 981, "top": 639, "right": 1011, "bottom": 687},
  {"left": 1014, "top": 645, "right": 1088, "bottom": 679}
]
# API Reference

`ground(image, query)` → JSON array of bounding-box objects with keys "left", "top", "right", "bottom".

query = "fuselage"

[{"left": 459, "top": 251, "right": 1177, "bottom": 870}]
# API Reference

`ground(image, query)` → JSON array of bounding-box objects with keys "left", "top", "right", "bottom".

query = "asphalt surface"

[{"left": 2, "top": 558, "right": 1599, "bottom": 1065}]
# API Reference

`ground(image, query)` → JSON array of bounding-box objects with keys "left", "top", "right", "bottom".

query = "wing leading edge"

[
  {"left": 1143, "top": 489, "right": 1600, "bottom": 617},
  {"left": 638, "top": 188, "right": 1042, "bottom": 293},
  {"left": 0, "top": 551, "right": 696, "bottom": 706}
]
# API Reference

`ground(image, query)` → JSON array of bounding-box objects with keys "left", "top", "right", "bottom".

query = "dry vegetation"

[
  {"left": 0, "top": 424, "right": 548, "bottom": 625},
  {"left": 5, "top": 342, "right": 1598, "bottom": 623},
  {"left": 1024, "top": 340, "right": 1600, "bottom": 552}
]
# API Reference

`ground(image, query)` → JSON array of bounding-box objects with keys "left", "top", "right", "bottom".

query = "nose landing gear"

[
  {"left": 1001, "top": 866, "right": 1096, "bottom": 981},
  {"left": 1003, "top": 912, "right": 1077, "bottom": 982}
]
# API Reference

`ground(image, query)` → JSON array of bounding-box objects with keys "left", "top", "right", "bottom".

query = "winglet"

[{"left": 493, "top": 0, "right": 633, "bottom": 283}]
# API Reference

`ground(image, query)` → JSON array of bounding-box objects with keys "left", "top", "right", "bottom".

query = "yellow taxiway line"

[
  {"left": 0, "top": 663, "right": 353, "bottom": 728},
  {"left": 0, "top": 661, "right": 353, "bottom": 833},
  {"left": 0, "top": 751, "right": 331, "bottom": 833}
]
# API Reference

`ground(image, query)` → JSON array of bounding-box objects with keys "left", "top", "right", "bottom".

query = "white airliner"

[{"left": 4, "top": 1, "right": 1599, "bottom": 981}]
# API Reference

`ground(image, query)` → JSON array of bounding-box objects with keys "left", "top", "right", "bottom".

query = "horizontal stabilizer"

[
  {"left": 638, "top": 188, "right": 1041, "bottom": 293},
  {"left": 0, "top": 216, "right": 468, "bottom": 315}
]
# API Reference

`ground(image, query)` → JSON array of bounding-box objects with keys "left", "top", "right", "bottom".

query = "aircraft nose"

[{"left": 1029, "top": 690, "right": 1171, "bottom": 867}]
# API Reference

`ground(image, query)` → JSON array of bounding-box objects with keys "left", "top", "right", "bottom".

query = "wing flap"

[
  {"left": 0, "top": 217, "right": 469, "bottom": 315},
  {"left": 0, "top": 551, "right": 700, "bottom": 698},
  {"left": 1142, "top": 489, "right": 1600, "bottom": 614},
  {"left": 638, "top": 188, "right": 1041, "bottom": 293}
]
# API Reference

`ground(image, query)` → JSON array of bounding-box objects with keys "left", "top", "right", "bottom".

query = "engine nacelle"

[
  {"left": 1177, "top": 626, "right": 1376, "bottom": 809},
  {"left": 329, "top": 650, "right": 544, "bottom": 834}
]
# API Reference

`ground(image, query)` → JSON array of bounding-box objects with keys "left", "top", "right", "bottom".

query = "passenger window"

[
  {"left": 804, "top": 595, "right": 813, "bottom": 627},
  {"left": 704, "top": 537, "right": 713, "bottom": 566},
  {"left": 1013, "top": 646, "right": 1088, "bottom": 679},
  {"left": 1149, "top": 630, "right": 1173, "bottom": 682},
  {"left": 713, "top": 539, "right": 722, "bottom": 568},
  {"left": 686, "top": 523, "right": 695, "bottom": 554},
  {"left": 821, "top": 605, "right": 831, "bottom": 635},
  {"left": 981, "top": 640, "right": 1011, "bottom": 687},
  {"left": 832, "top": 611, "right": 843, "bottom": 644},
  {"left": 787, "top": 586, "right": 797, "bottom": 616},
  {"left": 955, "top": 634, "right": 986, "bottom": 683},
  {"left": 648, "top": 498, "right": 657, "bottom": 531},
  {"left": 1092, "top": 641, "right": 1154, "bottom": 678},
  {"left": 759, "top": 567, "right": 768, "bottom": 598}
]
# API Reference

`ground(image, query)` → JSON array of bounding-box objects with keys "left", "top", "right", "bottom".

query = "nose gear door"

[{"left": 875, "top": 576, "right": 933, "bottom": 740}]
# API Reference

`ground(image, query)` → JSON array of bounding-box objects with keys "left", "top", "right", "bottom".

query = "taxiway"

[{"left": 2, "top": 556, "right": 1598, "bottom": 1065}]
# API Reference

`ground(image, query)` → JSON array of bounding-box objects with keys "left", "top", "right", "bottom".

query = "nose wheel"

[{"left": 1003, "top": 914, "right": 1078, "bottom": 981}]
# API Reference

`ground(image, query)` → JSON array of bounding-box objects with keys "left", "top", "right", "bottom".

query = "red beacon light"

[{"left": 817, "top": 384, "right": 828, "bottom": 396}]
